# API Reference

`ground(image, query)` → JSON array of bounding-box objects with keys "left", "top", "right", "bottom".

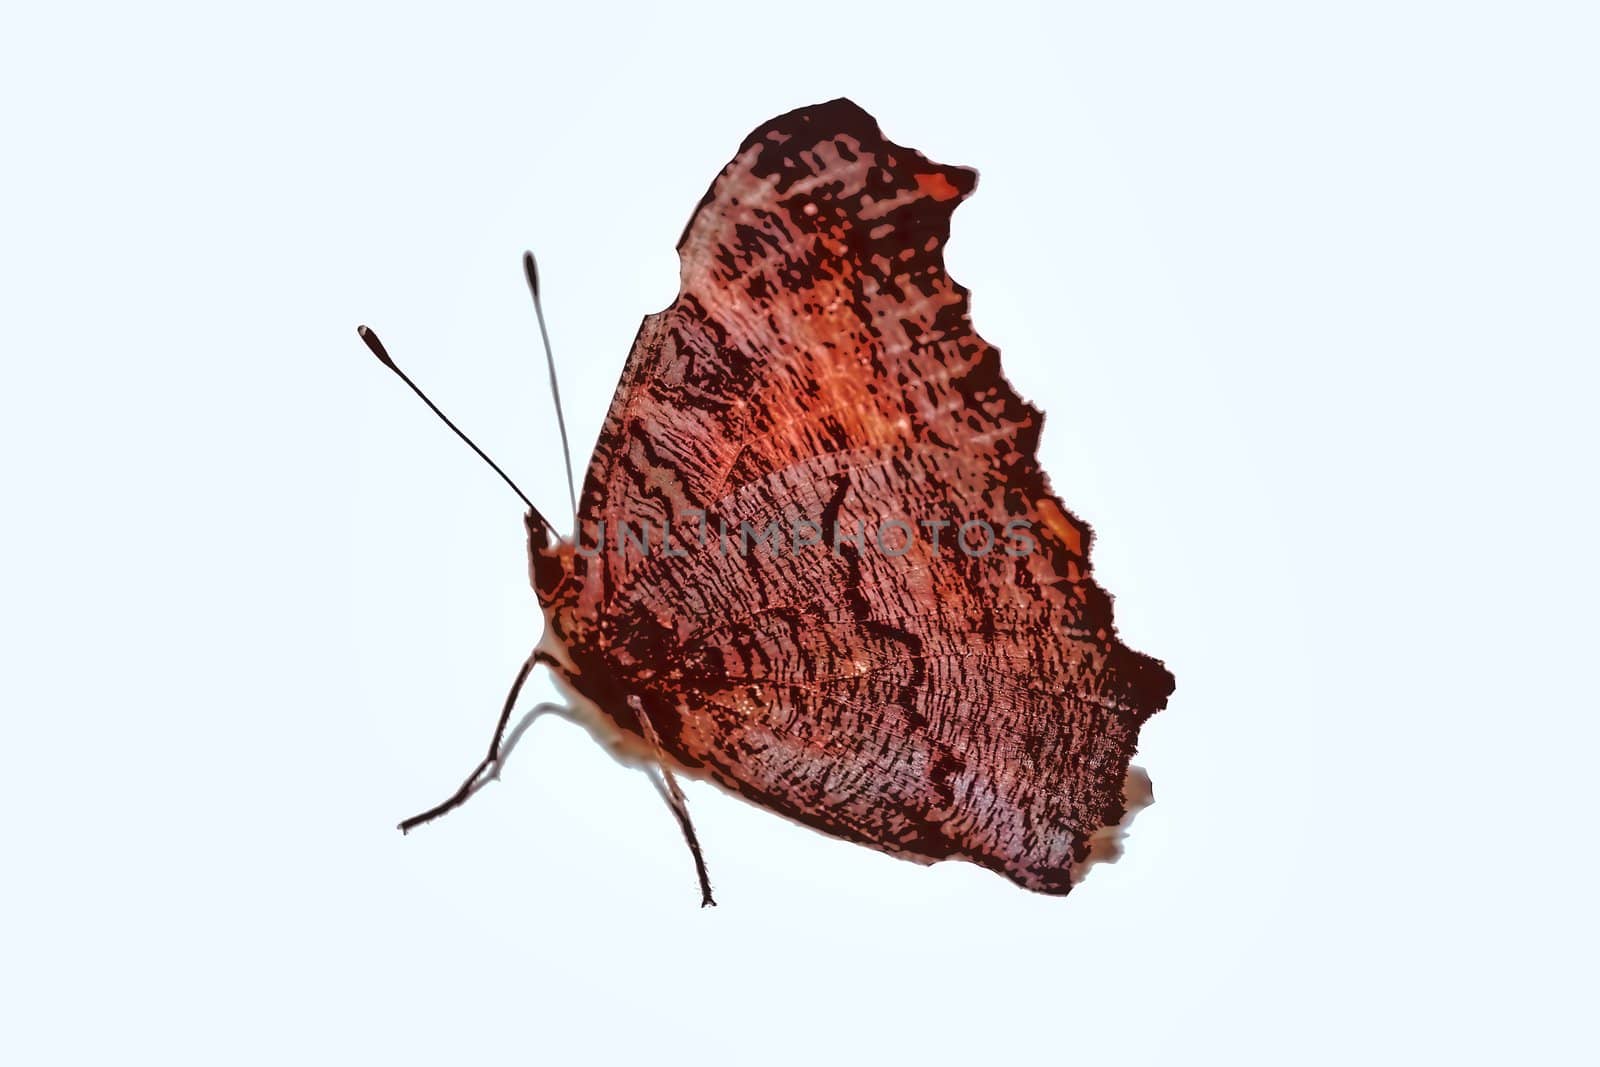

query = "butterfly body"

[{"left": 513, "top": 99, "right": 1174, "bottom": 895}]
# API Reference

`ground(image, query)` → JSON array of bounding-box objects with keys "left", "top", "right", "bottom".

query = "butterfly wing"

[{"left": 566, "top": 99, "right": 1173, "bottom": 892}]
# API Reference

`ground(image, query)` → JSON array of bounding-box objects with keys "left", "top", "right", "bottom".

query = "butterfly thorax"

[{"left": 526, "top": 515, "right": 670, "bottom": 768}]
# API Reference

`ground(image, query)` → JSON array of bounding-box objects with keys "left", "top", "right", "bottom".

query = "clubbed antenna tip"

[
  {"left": 357, "top": 324, "right": 397, "bottom": 370},
  {"left": 522, "top": 250, "right": 540, "bottom": 300}
]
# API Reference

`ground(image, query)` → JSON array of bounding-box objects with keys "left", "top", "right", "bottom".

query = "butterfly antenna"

[
  {"left": 357, "top": 325, "right": 552, "bottom": 537},
  {"left": 523, "top": 252, "right": 579, "bottom": 520}
]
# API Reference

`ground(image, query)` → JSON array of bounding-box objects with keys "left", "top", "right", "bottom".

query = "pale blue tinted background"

[{"left": 2, "top": 2, "right": 1595, "bottom": 1063}]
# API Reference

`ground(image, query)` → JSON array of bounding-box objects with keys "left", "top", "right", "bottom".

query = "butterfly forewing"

[{"left": 550, "top": 99, "right": 1172, "bottom": 893}]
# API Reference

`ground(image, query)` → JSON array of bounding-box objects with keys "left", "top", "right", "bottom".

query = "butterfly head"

[{"left": 525, "top": 510, "right": 574, "bottom": 601}]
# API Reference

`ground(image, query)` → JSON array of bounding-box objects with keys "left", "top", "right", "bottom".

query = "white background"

[{"left": 3, "top": 2, "right": 1595, "bottom": 1063}]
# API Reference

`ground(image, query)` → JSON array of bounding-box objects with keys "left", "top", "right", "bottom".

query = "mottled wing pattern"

[{"left": 568, "top": 99, "right": 1172, "bottom": 892}]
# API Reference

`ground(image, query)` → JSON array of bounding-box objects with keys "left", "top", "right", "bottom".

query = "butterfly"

[{"left": 361, "top": 98, "right": 1174, "bottom": 905}]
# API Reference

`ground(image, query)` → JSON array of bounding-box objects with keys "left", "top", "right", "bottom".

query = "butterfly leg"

[
  {"left": 628, "top": 695, "right": 717, "bottom": 908},
  {"left": 398, "top": 650, "right": 556, "bottom": 833}
]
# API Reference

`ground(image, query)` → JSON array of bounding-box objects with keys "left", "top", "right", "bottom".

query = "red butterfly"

[{"left": 361, "top": 99, "right": 1173, "bottom": 905}]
